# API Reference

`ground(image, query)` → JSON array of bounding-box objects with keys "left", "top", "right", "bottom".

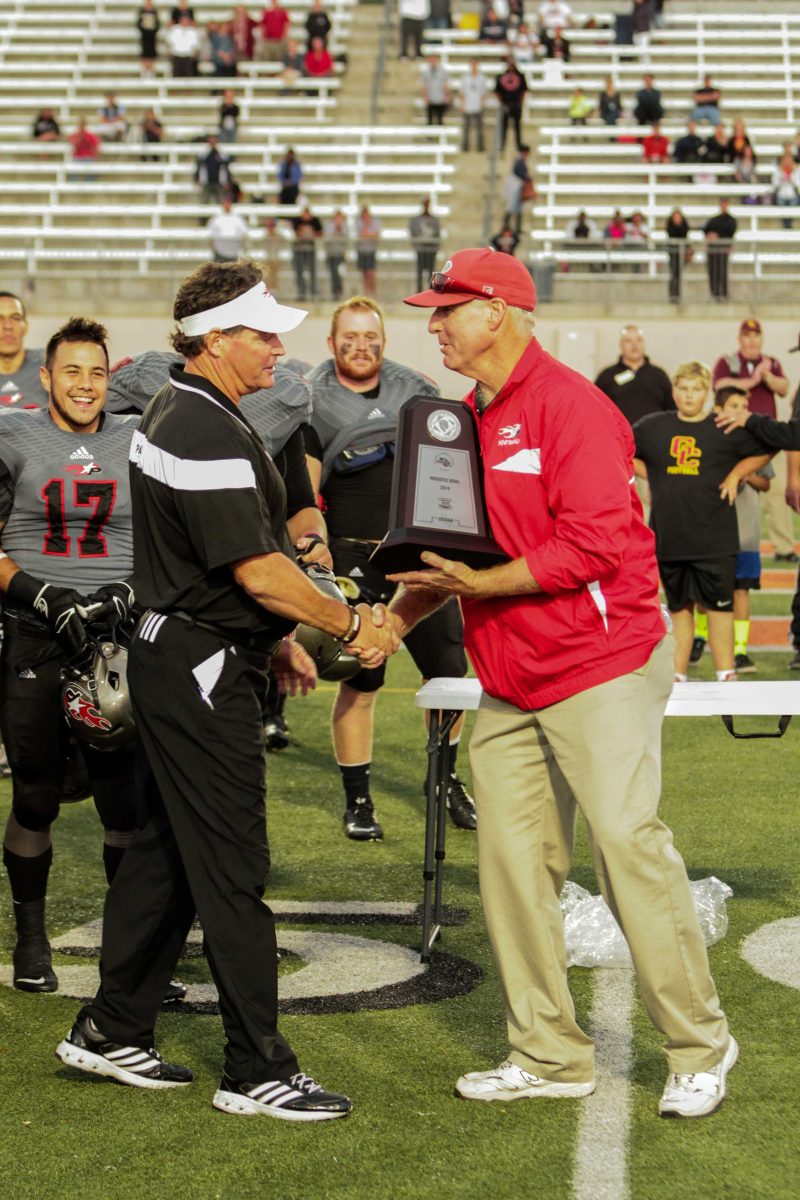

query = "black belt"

[{"left": 156, "top": 610, "right": 281, "bottom": 657}]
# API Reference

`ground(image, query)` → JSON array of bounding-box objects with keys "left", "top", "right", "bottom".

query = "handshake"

[
  {"left": 5, "top": 571, "right": 136, "bottom": 659},
  {"left": 342, "top": 601, "right": 402, "bottom": 669}
]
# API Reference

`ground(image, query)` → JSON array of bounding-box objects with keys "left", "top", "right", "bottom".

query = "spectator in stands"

[
  {"left": 218, "top": 88, "right": 240, "bottom": 143},
  {"left": 356, "top": 205, "right": 381, "bottom": 295},
  {"left": 490, "top": 223, "right": 520, "bottom": 255},
  {"left": 231, "top": 5, "right": 257, "bottom": 61},
  {"left": 409, "top": 197, "right": 441, "bottom": 291},
  {"left": 703, "top": 198, "right": 736, "bottom": 300},
  {"left": 168, "top": 12, "right": 201, "bottom": 75},
  {"left": 207, "top": 195, "right": 249, "bottom": 261},
  {"left": 714, "top": 318, "right": 795, "bottom": 562},
  {"left": 598, "top": 77, "right": 622, "bottom": 126},
  {"left": 538, "top": 0, "right": 572, "bottom": 31},
  {"left": 305, "top": 0, "right": 332, "bottom": 47},
  {"left": 632, "top": 0, "right": 657, "bottom": 54},
  {"left": 726, "top": 118, "right": 753, "bottom": 163},
  {"left": 734, "top": 144, "right": 759, "bottom": 203},
  {"left": 137, "top": 0, "right": 161, "bottom": 74},
  {"left": 281, "top": 37, "right": 305, "bottom": 85},
  {"left": 399, "top": 0, "right": 429, "bottom": 60},
  {"left": 605, "top": 209, "right": 627, "bottom": 242},
  {"left": 262, "top": 215, "right": 282, "bottom": 288},
  {"left": 259, "top": 0, "right": 291, "bottom": 62},
  {"left": 32, "top": 108, "right": 60, "bottom": 142},
  {"left": 634, "top": 74, "right": 663, "bottom": 125},
  {"left": 99, "top": 92, "right": 128, "bottom": 142},
  {"left": 771, "top": 153, "right": 800, "bottom": 227},
  {"left": 324, "top": 208, "right": 349, "bottom": 299},
  {"left": 541, "top": 26, "right": 570, "bottom": 62},
  {"left": 495, "top": 58, "right": 527, "bottom": 151},
  {"left": 565, "top": 209, "right": 599, "bottom": 240},
  {"left": 690, "top": 75, "right": 722, "bottom": 127},
  {"left": 627, "top": 210, "right": 650, "bottom": 241},
  {"left": 480, "top": 6, "right": 508, "bottom": 44},
  {"left": 194, "top": 134, "right": 233, "bottom": 205},
  {"left": 501, "top": 145, "right": 533, "bottom": 235},
  {"left": 420, "top": 54, "right": 451, "bottom": 125},
  {"left": 460, "top": 59, "right": 488, "bottom": 152},
  {"left": 428, "top": 0, "right": 452, "bottom": 32},
  {"left": 208, "top": 20, "right": 238, "bottom": 76},
  {"left": 140, "top": 108, "right": 164, "bottom": 160},
  {"left": 277, "top": 147, "right": 302, "bottom": 203},
  {"left": 642, "top": 122, "right": 669, "bottom": 163},
  {"left": 292, "top": 203, "right": 323, "bottom": 299},
  {"left": 508, "top": 22, "right": 538, "bottom": 63},
  {"left": 305, "top": 35, "right": 334, "bottom": 77},
  {"left": 673, "top": 120, "right": 705, "bottom": 165},
  {"left": 703, "top": 123, "right": 730, "bottom": 165},
  {"left": 171, "top": 1, "right": 195, "bottom": 22},
  {"left": 68, "top": 116, "right": 101, "bottom": 174},
  {"left": 665, "top": 208, "right": 691, "bottom": 303},
  {"left": 568, "top": 87, "right": 593, "bottom": 125}
]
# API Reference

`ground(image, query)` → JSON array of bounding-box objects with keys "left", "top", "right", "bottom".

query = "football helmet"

[
  {"left": 294, "top": 564, "right": 361, "bottom": 682},
  {"left": 61, "top": 640, "right": 135, "bottom": 753}
]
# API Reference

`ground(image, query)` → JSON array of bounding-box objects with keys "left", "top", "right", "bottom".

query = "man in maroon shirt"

[
  {"left": 386, "top": 248, "right": 735, "bottom": 1120},
  {"left": 713, "top": 318, "right": 795, "bottom": 560},
  {"left": 258, "top": 0, "right": 290, "bottom": 61}
]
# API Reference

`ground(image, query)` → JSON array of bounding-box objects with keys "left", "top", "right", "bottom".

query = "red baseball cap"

[
  {"left": 403, "top": 248, "right": 536, "bottom": 311},
  {"left": 739, "top": 317, "right": 762, "bottom": 334}
]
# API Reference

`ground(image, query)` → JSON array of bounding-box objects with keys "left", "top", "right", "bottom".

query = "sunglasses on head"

[{"left": 429, "top": 272, "right": 492, "bottom": 299}]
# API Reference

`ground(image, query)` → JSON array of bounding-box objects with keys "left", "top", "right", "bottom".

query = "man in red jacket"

[{"left": 387, "top": 248, "right": 735, "bottom": 1120}]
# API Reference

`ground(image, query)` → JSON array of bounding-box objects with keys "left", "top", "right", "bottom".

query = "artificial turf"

[{"left": 1, "top": 643, "right": 799, "bottom": 1200}]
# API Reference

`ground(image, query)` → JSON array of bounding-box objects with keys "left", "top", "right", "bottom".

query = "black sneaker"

[
  {"left": 163, "top": 979, "right": 188, "bottom": 1004},
  {"left": 734, "top": 653, "right": 757, "bottom": 674},
  {"left": 213, "top": 1071, "right": 352, "bottom": 1121},
  {"left": 264, "top": 714, "right": 289, "bottom": 752},
  {"left": 55, "top": 1015, "right": 193, "bottom": 1089},
  {"left": 446, "top": 773, "right": 477, "bottom": 830},
  {"left": 13, "top": 938, "right": 58, "bottom": 993},
  {"left": 774, "top": 551, "right": 799, "bottom": 564},
  {"left": 689, "top": 636, "right": 706, "bottom": 664},
  {"left": 343, "top": 795, "right": 383, "bottom": 841}
]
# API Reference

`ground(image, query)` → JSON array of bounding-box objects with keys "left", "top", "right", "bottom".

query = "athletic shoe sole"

[
  {"left": 55, "top": 1039, "right": 192, "bottom": 1090},
  {"left": 14, "top": 975, "right": 58, "bottom": 993},
  {"left": 454, "top": 1078, "right": 596, "bottom": 1102},
  {"left": 212, "top": 1087, "right": 350, "bottom": 1121},
  {"left": 659, "top": 1035, "right": 739, "bottom": 1119}
]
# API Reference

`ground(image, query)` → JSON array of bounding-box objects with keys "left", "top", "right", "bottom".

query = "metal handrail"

[{"left": 370, "top": 0, "right": 393, "bottom": 126}]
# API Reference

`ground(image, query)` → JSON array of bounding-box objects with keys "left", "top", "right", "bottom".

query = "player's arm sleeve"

[
  {"left": 174, "top": 448, "right": 282, "bottom": 570},
  {"left": 0, "top": 456, "right": 15, "bottom": 528},
  {"left": 526, "top": 397, "right": 636, "bottom": 592},
  {"left": 282, "top": 426, "right": 317, "bottom": 519}
]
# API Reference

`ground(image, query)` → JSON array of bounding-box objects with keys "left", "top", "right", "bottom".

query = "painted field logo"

[{"left": 667, "top": 435, "right": 702, "bottom": 475}]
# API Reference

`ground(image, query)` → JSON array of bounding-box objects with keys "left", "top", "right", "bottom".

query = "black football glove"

[
  {"left": 85, "top": 581, "right": 136, "bottom": 631},
  {"left": 6, "top": 570, "right": 90, "bottom": 659}
]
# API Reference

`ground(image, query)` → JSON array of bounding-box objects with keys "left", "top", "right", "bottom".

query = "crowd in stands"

[{"left": 131, "top": 2, "right": 338, "bottom": 77}]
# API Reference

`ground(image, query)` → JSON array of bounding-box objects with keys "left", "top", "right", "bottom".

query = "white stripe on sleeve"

[{"left": 130, "top": 430, "right": 256, "bottom": 492}]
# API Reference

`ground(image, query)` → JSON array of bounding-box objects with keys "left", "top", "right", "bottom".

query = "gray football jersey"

[
  {"left": 0, "top": 349, "right": 48, "bottom": 409},
  {"left": 0, "top": 409, "right": 139, "bottom": 589}
]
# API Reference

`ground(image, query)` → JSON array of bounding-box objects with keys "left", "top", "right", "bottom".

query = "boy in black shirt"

[{"left": 633, "top": 361, "right": 768, "bottom": 680}]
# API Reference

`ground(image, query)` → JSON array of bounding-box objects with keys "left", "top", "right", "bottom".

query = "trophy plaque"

[{"left": 370, "top": 395, "right": 508, "bottom": 573}]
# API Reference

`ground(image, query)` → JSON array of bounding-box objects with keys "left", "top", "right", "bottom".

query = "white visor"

[{"left": 176, "top": 282, "right": 307, "bottom": 337}]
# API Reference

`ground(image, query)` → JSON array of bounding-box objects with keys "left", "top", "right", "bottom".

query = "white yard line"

[{"left": 572, "top": 968, "right": 635, "bottom": 1200}]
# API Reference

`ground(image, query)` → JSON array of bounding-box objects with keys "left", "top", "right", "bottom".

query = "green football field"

[{"left": 1, "top": 640, "right": 799, "bottom": 1200}]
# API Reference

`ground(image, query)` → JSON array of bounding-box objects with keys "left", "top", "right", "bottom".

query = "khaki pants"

[
  {"left": 762, "top": 451, "right": 795, "bottom": 556},
  {"left": 469, "top": 636, "right": 728, "bottom": 1082}
]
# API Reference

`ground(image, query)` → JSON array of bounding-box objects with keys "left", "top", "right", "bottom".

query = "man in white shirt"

[
  {"left": 207, "top": 197, "right": 249, "bottom": 261},
  {"left": 168, "top": 13, "right": 201, "bottom": 76},
  {"left": 460, "top": 59, "right": 488, "bottom": 151},
  {"left": 398, "top": 0, "right": 430, "bottom": 59},
  {"left": 538, "top": 0, "right": 572, "bottom": 31}
]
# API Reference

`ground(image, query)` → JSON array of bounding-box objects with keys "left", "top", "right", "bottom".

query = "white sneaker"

[
  {"left": 455, "top": 1060, "right": 595, "bottom": 1102},
  {"left": 658, "top": 1035, "right": 738, "bottom": 1118}
]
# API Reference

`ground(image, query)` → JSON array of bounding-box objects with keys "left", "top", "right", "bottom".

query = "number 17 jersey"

[{"left": 0, "top": 409, "right": 139, "bottom": 591}]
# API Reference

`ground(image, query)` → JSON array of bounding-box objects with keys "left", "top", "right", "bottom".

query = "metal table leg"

[{"left": 420, "top": 706, "right": 459, "bottom": 962}]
